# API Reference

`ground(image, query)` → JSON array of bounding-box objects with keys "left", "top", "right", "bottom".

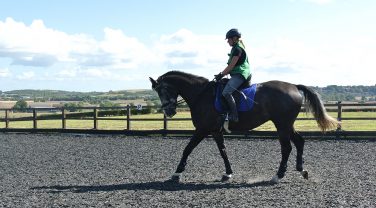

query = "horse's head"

[{"left": 149, "top": 77, "right": 178, "bottom": 118}]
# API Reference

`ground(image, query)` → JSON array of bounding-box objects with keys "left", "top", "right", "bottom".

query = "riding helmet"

[{"left": 226, "top": 28, "right": 241, "bottom": 39}]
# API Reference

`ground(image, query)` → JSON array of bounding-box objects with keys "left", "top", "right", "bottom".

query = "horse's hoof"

[
  {"left": 221, "top": 174, "right": 233, "bottom": 182},
  {"left": 301, "top": 170, "right": 308, "bottom": 180},
  {"left": 270, "top": 175, "right": 280, "bottom": 184}
]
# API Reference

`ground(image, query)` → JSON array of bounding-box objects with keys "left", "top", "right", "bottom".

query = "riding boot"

[{"left": 224, "top": 94, "right": 238, "bottom": 122}]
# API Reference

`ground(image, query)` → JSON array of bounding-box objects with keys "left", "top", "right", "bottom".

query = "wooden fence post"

[
  {"left": 5, "top": 109, "right": 9, "bottom": 129},
  {"left": 33, "top": 109, "right": 37, "bottom": 129},
  {"left": 126, "top": 105, "right": 131, "bottom": 130},
  {"left": 93, "top": 108, "right": 98, "bottom": 130},
  {"left": 337, "top": 101, "right": 342, "bottom": 131},
  {"left": 62, "top": 108, "right": 66, "bottom": 129},
  {"left": 163, "top": 114, "right": 167, "bottom": 131}
]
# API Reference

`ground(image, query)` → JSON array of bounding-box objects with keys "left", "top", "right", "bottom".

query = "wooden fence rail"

[{"left": 0, "top": 102, "right": 375, "bottom": 137}]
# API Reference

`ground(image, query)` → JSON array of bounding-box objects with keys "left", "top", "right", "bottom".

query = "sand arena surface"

[{"left": 1, "top": 133, "right": 375, "bottom": 207}]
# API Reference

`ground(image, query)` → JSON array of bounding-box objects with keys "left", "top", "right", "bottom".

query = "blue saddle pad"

[{"left": 215, "top": 83, "right": 257, "bottom": 112}]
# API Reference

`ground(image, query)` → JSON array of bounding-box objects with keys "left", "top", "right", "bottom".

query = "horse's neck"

[{"left": 173, "top": 78, "right": 207, "bottom": 107}]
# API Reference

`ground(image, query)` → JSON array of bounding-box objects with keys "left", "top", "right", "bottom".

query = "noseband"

[
  {"left": 153, "top": 83, "right": 181, "bottom": 110},
  {"left": 161, "top": 98, "right": 178, "bottom": 109}
]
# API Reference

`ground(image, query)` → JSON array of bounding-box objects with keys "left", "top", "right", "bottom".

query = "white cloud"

[
  {"left": 1, "top": 18, "right": 375, "bottom": 89},
  {"left": 56, "top": 68, "right": 77, "bottom": 78},
  {"left": 17, "top": 71, "right": 35, "bottom": 80},
  {"left": 0, "top": 68, "right": 11, "bottom": 77},
  {"left": 252, "top": 36, "right": 376, "bottom": 86},
  {"left": 82, "top": 68, "right": 112, "bottom": 78},
  {"left": 0, "top": 18, "right": 75, "bottom": 66},
  {"left": 154, "top": 29, "right": 227, "bottom": 76},
  {"left": 0, "top": 19, "right": 227, "bottom": 83},
  {"left": 54, "top": 67, "right": 111, "bottom": 80},
  {"left": 99, "top": 28, "right": 156, "bottom": 69},
  {"left": 0, "top": 18, "right": 152, "bottom": 70}
]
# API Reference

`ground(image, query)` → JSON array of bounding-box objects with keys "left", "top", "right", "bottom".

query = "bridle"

[{"left": 153, "top": 83, "right": 180, "bottom": 111}]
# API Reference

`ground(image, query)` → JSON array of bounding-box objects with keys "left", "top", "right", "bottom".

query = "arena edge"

[{"left": 0, "top": 103, "right": 376, "bottom": 139}]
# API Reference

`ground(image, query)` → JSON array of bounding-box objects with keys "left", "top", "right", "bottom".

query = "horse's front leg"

[
  {"left": 168, "top": 130, "right": 207, "bottom": 183},
  {"left": 212, "top": 131, "right": 233, "bottom": 182}
]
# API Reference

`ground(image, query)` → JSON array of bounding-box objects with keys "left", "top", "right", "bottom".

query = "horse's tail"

[{"left": 296, "top": 85, "right": 338, "bottom": 132}]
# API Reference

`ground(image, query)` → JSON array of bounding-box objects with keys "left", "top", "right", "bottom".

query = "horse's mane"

[{"left": 157, "top": 71, "right": 209, "bottom": 85}]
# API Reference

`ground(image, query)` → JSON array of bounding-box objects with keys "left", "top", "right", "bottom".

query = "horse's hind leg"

[
  {"left": 291, "top": 131, "right": 308, "bottom": 179},
  {"left": 271, "top": 126, "right": 293, "bottom": 183}
]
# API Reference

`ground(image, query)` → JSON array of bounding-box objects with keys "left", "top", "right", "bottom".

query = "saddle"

[{"left": 214, "top": 76, "right": 257, "bottom": 113}]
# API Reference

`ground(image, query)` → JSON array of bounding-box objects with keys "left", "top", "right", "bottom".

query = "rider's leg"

[
  {"left": 222, "top": 74, "right": 245, "bottom": 122},
  {"left": 224, "top": 94, "right": 238, "bottom": 122}
]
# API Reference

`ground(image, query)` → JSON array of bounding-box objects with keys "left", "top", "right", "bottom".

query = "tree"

[
  {"left": 63, "top": 102, "right": 84, "bottom": 112},
  {"left": 99, "top": 101, "right": 120, "bottom": 108},
  {"left": 13, "top": 100, "right": 28, "bottom": 111}
]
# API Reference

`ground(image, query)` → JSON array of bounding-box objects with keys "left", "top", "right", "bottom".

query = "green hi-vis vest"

[{"left": 227, "top": 42, "right": 251, "bottom": 80}]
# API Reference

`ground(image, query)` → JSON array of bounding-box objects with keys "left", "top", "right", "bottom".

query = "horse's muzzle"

[{"left": 161, "top": 99, "right": 177, "bottom": 118}]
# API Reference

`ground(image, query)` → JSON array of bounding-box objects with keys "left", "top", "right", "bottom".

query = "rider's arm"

[{"left": 222, "top": 55, "right": 240, "bottom": 75}]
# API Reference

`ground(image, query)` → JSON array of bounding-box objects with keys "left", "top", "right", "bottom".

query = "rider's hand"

[{"left": 214, "top": 72, "right": 224, "bottom": 81}]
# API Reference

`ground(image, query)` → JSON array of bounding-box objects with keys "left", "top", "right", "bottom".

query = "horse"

[{"left": 149, "top": 71, "right": 337, "bottom": 183}]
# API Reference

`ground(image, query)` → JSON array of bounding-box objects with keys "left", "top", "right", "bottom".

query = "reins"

[
  {"left": 158, "top": 72, "right": 258, "bottom": 108},
  {"left": 175, "top": 78, "right": 258, "bottom": 107},
  {"left": 176, "top": 98, "right": 186, "bottom": 106}
]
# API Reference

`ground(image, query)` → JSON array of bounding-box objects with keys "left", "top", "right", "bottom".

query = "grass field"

[{"left": 0, "top": 111, "right": 375, "bottom": 131}]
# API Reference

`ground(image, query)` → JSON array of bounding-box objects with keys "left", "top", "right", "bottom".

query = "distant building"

[
  {"left": 0, "top": 101, "right": 16, "bottom": 109},
  {"left": 28, "top": 102, "right": 54, "bottom": 108}
]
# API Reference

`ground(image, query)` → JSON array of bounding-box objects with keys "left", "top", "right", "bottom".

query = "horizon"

[
  {"left": 2, "top": 84, "right": 376, "bottom": 94},
  {"left": 1, "top": 0, "right": 376, "bottom": 91}
]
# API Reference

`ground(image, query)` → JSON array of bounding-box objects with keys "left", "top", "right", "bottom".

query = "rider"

[{"left": 215, "top": 28, "right": 251, "bottom": 122}]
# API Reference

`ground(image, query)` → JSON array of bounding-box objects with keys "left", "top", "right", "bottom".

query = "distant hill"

[
  {"left": 1, "top": 89, "right": 158, "bottom": 103},
  {"left": 312, "top": 85, "right": 376, "bottom": 102},
  {"left": 1, "top": 85, "right": 376, "bottom": 102}
]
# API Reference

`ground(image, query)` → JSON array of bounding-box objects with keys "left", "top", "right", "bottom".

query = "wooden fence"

[{"left": 0, "top": 102, "right": 375, "bottom": 138}]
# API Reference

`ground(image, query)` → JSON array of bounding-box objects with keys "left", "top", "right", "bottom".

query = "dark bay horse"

[{"left": 149, "top": 71, "right": 337, "bottom": 183}]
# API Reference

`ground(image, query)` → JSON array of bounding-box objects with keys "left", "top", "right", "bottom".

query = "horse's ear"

[{"left": 149, "top": 77, "right": 158, "bottom": 89}]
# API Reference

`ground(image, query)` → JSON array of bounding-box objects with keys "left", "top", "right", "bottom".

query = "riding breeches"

[{"left": 222, "top": 74, "right": 245, "bottom": 97}]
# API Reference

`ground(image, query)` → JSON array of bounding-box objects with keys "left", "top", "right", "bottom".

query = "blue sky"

[{"left": 0, "top": 0, "right": 375, "bottom": 91}]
